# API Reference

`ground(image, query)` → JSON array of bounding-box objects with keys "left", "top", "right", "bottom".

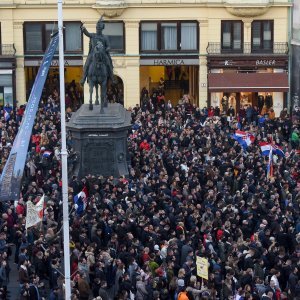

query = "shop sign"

[
  {"left": 45, "top": 60, "right": 70, "bottom": 67},
  {"left": 208, "top": 58, "right": 287, "bottom": 68},
  {"left": 224, "top": 60, "right": 234, "bottom": 66},
  {"left": 24, "top": 59, "right": 83, "bottom": 67},
  {"left": 0, "top": 70, "right": 13, "bottom": 75},
  {"left": 140, "top": 58, "right": 199, "bottom": 66},
  {"left": 154, "top": 59, "right": 184, "bottom": 66},
  {"left": 256, "top": 59, "right": 276, "bottom": 66}
]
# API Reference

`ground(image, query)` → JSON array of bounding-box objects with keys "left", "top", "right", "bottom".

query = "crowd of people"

[{"left": 0, "top": 91, "right": 299, "bottom": 300}]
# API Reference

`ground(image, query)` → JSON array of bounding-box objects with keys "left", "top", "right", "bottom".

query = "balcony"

[
  {"left": 207, "top": 42, "right": 288, "bottom": 55},
  {"left": 0, "top": 44, "right": 16, "bottom": 56}
]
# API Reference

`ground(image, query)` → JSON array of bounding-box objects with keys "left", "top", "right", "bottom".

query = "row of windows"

[
  {"left": 140, "top": 22, "right": 199, "bottom": 51},
  {"left": 25, "top": 22, "right": 82, "bottom": 52},
  {"left": 23, "top": 20, "right": 274, "bottom": 54},
  {"left": 222, "top": 20, "right": 273, "bottom": 53},
  {"left": 23, "top": 22, "right": 124, "bottom": 54}
]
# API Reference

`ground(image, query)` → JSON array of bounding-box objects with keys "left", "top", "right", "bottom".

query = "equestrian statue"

[{"left": 80, "top": 16, "right": 115, "bottom": 112}]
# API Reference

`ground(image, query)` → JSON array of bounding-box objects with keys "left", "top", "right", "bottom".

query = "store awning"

[{"left": 208, "top": 72, "right": 289, "bottom": 92}]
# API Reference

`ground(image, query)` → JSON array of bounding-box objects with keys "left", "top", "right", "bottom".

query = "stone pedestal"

[{"left": 66, "top": 103, "right": 131, "bottom": 178}]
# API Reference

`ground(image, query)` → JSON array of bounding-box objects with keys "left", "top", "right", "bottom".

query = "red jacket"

[
  {"left": 216, "top": 229, "right": 224, "bottom": 241},
  {"left": 140, "top": 141, "right": 150, "bottom": 151},
  {"left": 16, "top": 203, "right": 25, "bottom": 216}
]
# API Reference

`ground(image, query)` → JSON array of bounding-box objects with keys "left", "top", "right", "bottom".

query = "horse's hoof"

[{"left": 89, "top": 104, "right": 93, "bottom": 110}]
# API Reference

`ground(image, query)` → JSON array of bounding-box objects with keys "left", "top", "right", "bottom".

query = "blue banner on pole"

[{"left": 0, "top": 33, "right": 59, "bottom": 201}]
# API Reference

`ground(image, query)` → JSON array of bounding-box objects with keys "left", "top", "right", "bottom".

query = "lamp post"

[{"left": 57, "top": 0, "right": 71, "bottom": 298}]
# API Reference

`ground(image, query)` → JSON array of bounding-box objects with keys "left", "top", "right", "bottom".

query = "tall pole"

[
  {"left": 287, "top": 0, "right": 293, "bottom": 112},
  {"left": 57, "top": 0, "right": 71, "bottom": 299}
]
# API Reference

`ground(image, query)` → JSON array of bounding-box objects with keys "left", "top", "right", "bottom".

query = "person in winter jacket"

[
  {"left": 139, "top": 139, "right": 151, "bottom": 151},
  {"left": 135, "top": 275, "right": 148, "bottom": 300}
]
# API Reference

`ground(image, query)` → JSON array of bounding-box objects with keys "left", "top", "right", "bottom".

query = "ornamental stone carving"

[
  {"left": 113, "top": 59, "right": 126, "bottom": 68},
  {"left": 225, "top": 6, "right": 270, "bottom": 17},
  {"left": 94, "top": 0, "right": 126, "bottom": 18},
  {"left": 13, "top": 22, "right": 23, "bottom": 29}
]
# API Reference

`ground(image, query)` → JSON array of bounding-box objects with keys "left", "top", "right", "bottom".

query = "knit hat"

[{"left": 177, "top": 279, "right": 185, "bottom": 287}]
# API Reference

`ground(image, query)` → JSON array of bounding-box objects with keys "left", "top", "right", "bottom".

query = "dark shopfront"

[
  {"left": 24, "top": 57, "right": 84, "bottom": 107},
  {"left": 207, "top": 56, "right": 289, "bottom": 117}
]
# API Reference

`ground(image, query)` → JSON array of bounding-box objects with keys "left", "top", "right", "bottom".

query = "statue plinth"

[{"left": 67, "top": 103, "right": 131, "bottom": 178}]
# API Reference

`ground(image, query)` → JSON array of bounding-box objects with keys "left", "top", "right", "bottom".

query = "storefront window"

[
  {"left": 252, "top": 20, "right": 273, "bottom": 53},
  {"left": 0, "top": 75, "right": 13, "bottom": 106},
  {"left": 181, "top": 23, "right": 197, "bottom": 50},
  {"left": 103, "top": 22, "right": 124, "bottom": 52},
  {"left": 211, "top": 92, "right": 237, "bottom": 114},
  {"left": 240, "top": 92, "right": 253, "bottom": 107},
  {"left": 210, "top": 91, "right": 282, "bottom": 117},
  {"left": 221, "top": 21, "right": 243, "bottom": 52},
  {"left": 4, "top": 87, "right": 13, "bottom": 106}
]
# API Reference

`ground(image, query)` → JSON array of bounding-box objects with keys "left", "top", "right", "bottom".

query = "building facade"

[{"left": 0, "top": 0, "right": 291, "bottom": 113}]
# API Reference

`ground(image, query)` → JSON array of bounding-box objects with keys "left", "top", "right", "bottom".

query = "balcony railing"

[
  {"left": 0, "top": 44, "right": 16, "bottom": 56},
  {"left": 206, "top": 42, "right": 288, "bottom": 55}
]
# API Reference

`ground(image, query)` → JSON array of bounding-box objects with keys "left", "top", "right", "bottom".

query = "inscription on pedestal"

[{"left": 82, "top": 141, "right": 114, "bottom": 176}]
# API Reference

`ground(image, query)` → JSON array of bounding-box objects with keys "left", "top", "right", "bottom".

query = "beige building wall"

[{"left": 0, "top": 0, "right": 290, "bottom": 108}]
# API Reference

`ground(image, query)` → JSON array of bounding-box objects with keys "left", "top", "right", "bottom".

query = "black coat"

[{"left": 29, "top": 284, "right": 39, "bottom": 300}]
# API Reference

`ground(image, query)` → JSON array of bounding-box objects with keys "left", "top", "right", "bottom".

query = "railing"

[
  {"left": 0, "top": 44, "right": 16, "bottom": 56},
  {"left": 165, "top": 80, "right": 188, "bottom": 90},
  {"left": 149, "top": 80, "right": 189, "bottom": 91},
  {"left": 206, "top": 42, "right": 288, "bottom": 55}
]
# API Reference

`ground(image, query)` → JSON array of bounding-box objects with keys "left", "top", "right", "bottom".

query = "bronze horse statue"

[{"left": 87, "top": 41, "right": 108, "bottom": 113}]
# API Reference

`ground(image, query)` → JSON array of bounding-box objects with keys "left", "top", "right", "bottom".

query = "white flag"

[{"left": 25, "top": 195, "right": 44, "bottom": 229}]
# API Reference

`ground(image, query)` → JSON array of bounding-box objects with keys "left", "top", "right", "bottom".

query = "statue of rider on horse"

[{"left": 80, "top": 16, "right": 115, "bottom": 112}]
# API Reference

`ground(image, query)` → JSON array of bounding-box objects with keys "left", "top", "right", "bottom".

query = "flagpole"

[{"left": 57, "top": 0, "right": 71, "bottom": 299}]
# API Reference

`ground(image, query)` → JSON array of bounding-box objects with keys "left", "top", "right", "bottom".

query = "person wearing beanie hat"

[
  {"left": 177, "top": 278, "right": 185, "bottom": 287},
  {"left": 176, "top": 278, "right": 189, "bottom": 300}
]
